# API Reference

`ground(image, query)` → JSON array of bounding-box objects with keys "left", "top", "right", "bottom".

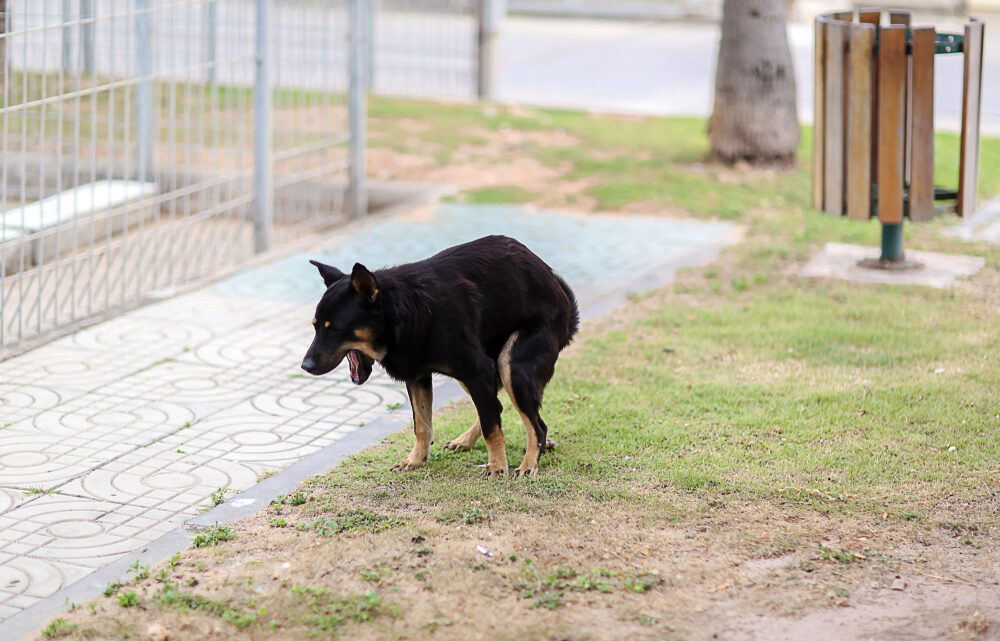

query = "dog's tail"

[{"left": 556, "top": 274, "right": 580, "bottom": 347}]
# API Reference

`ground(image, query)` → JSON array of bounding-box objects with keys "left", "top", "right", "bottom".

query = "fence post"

[
  {"left": 135, "top": 0, "right": 152, "bottom": 182},
  {"left": 254, "top": 0, "right": 273, "bottom": 253},
  {"left": 347, "top": 0, "right": 368, "bottom": 219},
  {"left": 477, "top": 0, "right": 504, "bottom": 100},
  {"left": 81, "top": 0, "right": 94, "bottom": 73},
  {"left": 204, "top": 0, "right": 217, "bottom": 85},
  {"left": 62, "top": 0, "right": 73, "bottom": 71}
]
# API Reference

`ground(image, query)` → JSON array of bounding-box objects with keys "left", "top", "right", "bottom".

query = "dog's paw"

[
  {"left": 443, "top": 439, "right": 473, "bottom": 452},
  {"left": 512, "top": 465, "right": 538, "bottom": 479},
  {"left": 480, "top": 464, "right": 508, "bottom": 479},
  {"left": 391, "top": 455, "right": 426, "bottom": 472}
]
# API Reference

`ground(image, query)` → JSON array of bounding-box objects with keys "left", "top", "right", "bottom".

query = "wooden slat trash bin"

[{"left": 812, "top": 9, "right": 985, "bottom": 269}]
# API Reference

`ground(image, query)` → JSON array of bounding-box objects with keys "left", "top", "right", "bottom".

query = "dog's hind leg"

[
  {"left": 499, "top": 329, "right": 559, "bottom": 478},
  {"left": 392, "top": 376, "right": 433, "bottom": 472},
  {"left": 460, "top": 361, "right": 507, "bottom": 478}
]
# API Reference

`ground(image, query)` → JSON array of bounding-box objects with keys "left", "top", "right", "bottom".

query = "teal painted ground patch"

[{"left": 215, "top": 205, "right": 732, "bottom": 306}]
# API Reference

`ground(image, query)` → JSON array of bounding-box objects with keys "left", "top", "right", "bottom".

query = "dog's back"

[{"left": 380, "top": 235, "right": 578, "bottom": 359}]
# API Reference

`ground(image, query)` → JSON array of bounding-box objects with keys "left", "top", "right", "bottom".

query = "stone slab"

[{"left": 799, "top": 242, "right": 985, "bottom": 289}]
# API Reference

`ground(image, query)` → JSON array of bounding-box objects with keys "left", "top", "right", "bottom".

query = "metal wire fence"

[{"left": 0, "top": 0, "right": 490, "bottom": 354}]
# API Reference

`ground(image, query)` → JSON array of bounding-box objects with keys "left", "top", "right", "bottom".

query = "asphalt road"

[{"left": 498, "top": 14, "right": 1000, "bottom": 134}]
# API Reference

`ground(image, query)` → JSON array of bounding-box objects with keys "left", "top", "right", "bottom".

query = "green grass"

[
  {"left": 461, "top": 185, "right": 538, "bottom": 204},
  {"left": 306, "top": 277, "right": 998, "bottom": 524},
  {"left": 191, "top": 525, "right": 236, "bottom": 548},
  {"left": 369, "top": 96, "right": 1000, "bottom": 217}
]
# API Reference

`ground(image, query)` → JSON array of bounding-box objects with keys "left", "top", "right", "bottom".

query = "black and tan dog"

[{"left": 301, "top": 235, "right": 579, "bottom": 478}]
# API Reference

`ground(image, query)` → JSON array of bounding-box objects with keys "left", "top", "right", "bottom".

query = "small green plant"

[
  {"left": 386, "top": 402, "right": 403, "bottom": 410},
  {"left": 288, "top": 491, "right": 308, "bottom": 506},
  {"left": 102, "top": 580, "right": 123, "bottom": 597},
  {"left": 128, "top": 560, "right": 150, "bottom": 581},
  {"left": 460, "top": 507, "right": 486, "bottom": 524},
  {"left": 42, "top": 618, "right": 77, "bottom": 637},
  {"left": 155, "top": 567, "right": 169, "bottom": 582},
  {"left": 413, "top": 547, "right": 433, "bottom": 557},
  {"left": 210, "top": 487, "right": 232, "bottom": 507},
  {"left": 192, "top": 525, "right": 236, "bottom": 548},
  {"left": 268, "top": 517, "right": 287, "bottom": 528},
  {"left": 360, "top": 567, "right": 387, "bottom": 583},
  {"left": 168, "top": 553, "right": 181, "bottom": 569},
  {"left": 117, "top": 591, "right": 139, "bottom": 607}
]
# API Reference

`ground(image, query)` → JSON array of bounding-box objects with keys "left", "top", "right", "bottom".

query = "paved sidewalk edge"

[{"left": 5, "top": 219, "right": 741, "bottom": 641}]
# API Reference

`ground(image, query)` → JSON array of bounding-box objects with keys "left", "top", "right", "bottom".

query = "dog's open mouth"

[{"left": 346, "top": 349, "right": 373, "bottom": 385}]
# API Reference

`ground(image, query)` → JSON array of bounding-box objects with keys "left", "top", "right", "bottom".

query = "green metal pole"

[{"left": 880, "top": 223, "right": 904, "bottom": 262}]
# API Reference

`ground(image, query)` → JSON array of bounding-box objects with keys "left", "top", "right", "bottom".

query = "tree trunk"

[{"left": 709, "top": 0, "right": 799, "bottom": 165}]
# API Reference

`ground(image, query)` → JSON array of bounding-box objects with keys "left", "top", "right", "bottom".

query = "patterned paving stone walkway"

[{"left": 0, "top": 204, "right": 735, "bottom": 628}]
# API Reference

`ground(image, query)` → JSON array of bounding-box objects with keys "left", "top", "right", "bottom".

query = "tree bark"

[{"left": 709, "top": 0, "right": 799, "bottom": 165}]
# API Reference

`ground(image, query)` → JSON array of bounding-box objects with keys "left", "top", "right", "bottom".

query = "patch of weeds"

[
  {"left": 155, "top": 567, "right": 169, "bottom": 582},
  {"left": 359, "top": 567, "right": 388, "bottom": 583},
  {"left": 192, "top": 525, "right": 236, "bottom": 548},
  {"left": 168, "top": 553, "right": 181, "bottom": 569},
  {"left": 289, "top": 586, "right": 393, "bottom": 635},
  {"left": 23, "top": 486, "right": 60, "bottom": 496},
  {"left": 516, "top": 561, "right": 660, "bottom": 609},
  {"left": 819, "top": 547, "right": 863, "bottom": 564},
  {"left": 288, "top": 491, "right": 308, "bottom": 506},
  {"left": 623, "top": 572, "right": 662, "bottom": 593},
  {"left": 268, "top": 517, "right": 288, "bottom": 528},
  {"left": 568, "top": 569, "right": 615, "bottom": 593},
  {"left": 117, "top": 591, "right": 139, "bottom": 607},
  {"left": 154, "top": 583, "right": 263, "bottom": 629},
  {"left": 296, "top": 511, "right": 405, "bottom": 537},
  {"left": 42, "top": 618, "right": 77, "bottom": 638},
  {"left": 102, "top": 580, "right": 123, "bottom": 597},
  {"left": 526, "top": 478, "right": 568, "bottom": 498},
  {"left": 460, "top": 507, "right": 486, "bottom": 524},
  {"left": 534, "top": 592, "right": 563, "bottom": 610}
]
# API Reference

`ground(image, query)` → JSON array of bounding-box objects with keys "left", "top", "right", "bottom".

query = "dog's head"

[{"left": 301, "top": 260, "right": 385, "bottom": 384}]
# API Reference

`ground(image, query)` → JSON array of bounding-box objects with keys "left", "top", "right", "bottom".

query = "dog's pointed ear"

[
  {"left": 310, "top": 260, "right": 345, "bottom": 287},
  {"left": 350, "top": 263, "right": 379, "bottom": 304}
]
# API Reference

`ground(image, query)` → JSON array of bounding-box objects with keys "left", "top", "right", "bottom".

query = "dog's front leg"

[{"left": 392, "top": 376, "right": 433, "bottom": 472}]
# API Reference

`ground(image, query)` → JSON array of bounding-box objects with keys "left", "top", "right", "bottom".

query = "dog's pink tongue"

[{"left": 347, "top": 350, "right": 361, "bottom": 384}]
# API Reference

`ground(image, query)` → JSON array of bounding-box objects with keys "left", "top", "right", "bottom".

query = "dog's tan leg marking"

[
  {"left": 481, "top": 424, "right": 508, "bottom": 478},
  {"left": 392, "top": 381, "right": 433, "bottom": 472},
  {"left": 497, "top": 332, "right": 540, "bottom": 478},
  {"left": 443, "top": 382, "right": 482, "bottom": 451}
]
